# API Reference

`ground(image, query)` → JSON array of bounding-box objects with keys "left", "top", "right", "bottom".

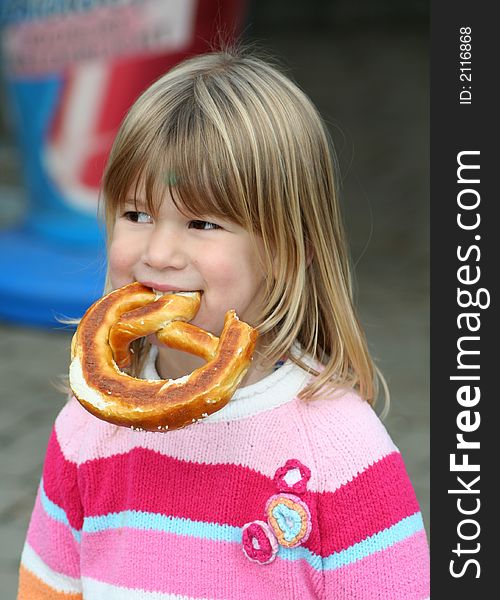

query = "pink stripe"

[
  {"left": 323, "top": 530, "right": 430, "bottom": 599},
  {"left": 58, "top": 395, "right": 396, "bottom": 492},
  {"left": 80, "top": 449, "right": 418, "bottom": 555},
  {"left": 26, "top": 490, "right": 81, "bottom": 579},
  {"left": 81, "top": 528, "right": 428, "bottom": 598},
  {"left": 81, "top": 527, "right": 323, "bottom": 598},
  {"left": 43, "top": 428, "right": 83, "bottom": 530}
]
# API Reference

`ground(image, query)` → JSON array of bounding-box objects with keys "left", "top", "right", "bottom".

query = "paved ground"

[{"left": 0, "top": 26, "right": 428, "bottom": 597}]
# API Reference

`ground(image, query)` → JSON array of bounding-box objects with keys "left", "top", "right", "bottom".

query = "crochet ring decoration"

[{"left": 69, "top": 282, "right": 258, "bottom": 431}]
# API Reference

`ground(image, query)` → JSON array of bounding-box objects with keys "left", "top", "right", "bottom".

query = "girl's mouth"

[
  {"left": 137, "top": 282, "right": 202, "bottom": 298},
  {"left": 152, "top": 289, "right": 202, "bottom": 300}
]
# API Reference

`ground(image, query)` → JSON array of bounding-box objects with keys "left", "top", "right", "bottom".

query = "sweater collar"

[{"left": 142, "top": 344, "right": 318, "bottom": 421}]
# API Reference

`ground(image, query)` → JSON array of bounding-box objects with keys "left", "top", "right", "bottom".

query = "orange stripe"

[{"left": 17, "top": 565, "right": 82, "bottom": 600}]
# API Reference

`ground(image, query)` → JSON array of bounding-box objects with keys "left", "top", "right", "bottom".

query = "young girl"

[{"left": 18, "top": 50, "right": 429, "bottom": 599}]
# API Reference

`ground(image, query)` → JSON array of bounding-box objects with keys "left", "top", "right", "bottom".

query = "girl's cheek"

[
  {"left": 108, "top": 243, "right": 121, "bottom": 270},
  {"left": 108, "top": 241, "right": 134, "bottom": 276}
]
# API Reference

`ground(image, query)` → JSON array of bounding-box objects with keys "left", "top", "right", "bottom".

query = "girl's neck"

[{"left": 154, "top": 339, "right": 279, "bottom": 388}]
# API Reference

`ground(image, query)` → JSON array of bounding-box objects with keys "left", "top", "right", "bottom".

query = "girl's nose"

[{"left": 141, "top": 226, "right": 187, "bottom": 271}]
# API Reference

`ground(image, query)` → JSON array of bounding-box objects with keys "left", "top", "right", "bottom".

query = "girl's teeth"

[{"left": 152, "top": 289, "right": 199, "bottom": 297}]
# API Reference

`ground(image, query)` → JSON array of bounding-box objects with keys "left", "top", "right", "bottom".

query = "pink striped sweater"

[{"left": 18, "top": 352, "right": 429, "bottom": 599}]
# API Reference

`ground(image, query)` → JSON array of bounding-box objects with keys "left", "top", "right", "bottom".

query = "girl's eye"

[
  {"left": 124, "top": 211, "right": 152, "bottom": 224},
  {"left": 188, "top": 220, "right": 221, "bottom": 230}
]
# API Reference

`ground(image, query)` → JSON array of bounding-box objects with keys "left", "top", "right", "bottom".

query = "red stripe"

[
  {"left": 80, "top": 448, "right": 276, "bottom": 528},
  {"left": 43, "top": 428, "right": 83, "bottom": 530},
  {"left": 79, "top": 449, "right": 420, "bottom": 555},
  {"left": 313, "top": 452, "right": 421, "bottom": 555}
]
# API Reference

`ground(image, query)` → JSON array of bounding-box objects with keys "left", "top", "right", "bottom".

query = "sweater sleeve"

[
  {"left": 17, "top": 400, "right": 84, "bottom": 600},
  {"left": 301, "top": 393, "right": 430, "bottom": 599},
  {"left": 317, "top": 450, "right": 430, "bottom": 599}
]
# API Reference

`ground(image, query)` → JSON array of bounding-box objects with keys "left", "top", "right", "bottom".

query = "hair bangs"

[{"left": 104, "top": 93, "right": 255, "bottom": 232}]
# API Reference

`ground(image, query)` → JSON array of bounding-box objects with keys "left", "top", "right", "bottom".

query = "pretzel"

[{"left": 69, "top": 282, "right": 258, "bottom": 431}]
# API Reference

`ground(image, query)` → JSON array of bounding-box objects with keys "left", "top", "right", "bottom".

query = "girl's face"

[{"left": 108, "top": 187, "right": 269, "bottom": 337}]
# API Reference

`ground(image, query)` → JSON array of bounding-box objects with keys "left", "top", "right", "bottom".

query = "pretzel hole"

[
  {"left": 155, "top": 322, "right": 219, "bottom": 361},
  {"left": 108, "top": 294, "right": 206, "bottom": 370}
]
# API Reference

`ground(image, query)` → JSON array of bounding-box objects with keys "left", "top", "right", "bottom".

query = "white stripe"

[
  {"left": 21, "top": 542, "right": 81, "bottom": 594},
  {"left": 82, "top": 576, "right": 213, "bottom": 600}
]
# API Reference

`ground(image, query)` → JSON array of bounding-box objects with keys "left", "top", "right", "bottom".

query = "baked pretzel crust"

[{"left": 69, "top": 282, "right": 258, "bottom": 431}]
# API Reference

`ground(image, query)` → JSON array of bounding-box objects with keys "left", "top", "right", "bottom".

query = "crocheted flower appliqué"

[
  {"left": 242, "top": 459, "right": 312, "bottom": 564},
  {"left": 273, "top": 459, "right": 311, "bottom": 495},
  {"left": 241, "top": 521, "right": 279, "bottom": 564},
  {"left": 266, "top": 493, "right": 312, "bottom": 548}
]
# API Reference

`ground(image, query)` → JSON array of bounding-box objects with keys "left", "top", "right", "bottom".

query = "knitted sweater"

[{"left": 18, "top": 351, "right": 430, "bottom": 599}]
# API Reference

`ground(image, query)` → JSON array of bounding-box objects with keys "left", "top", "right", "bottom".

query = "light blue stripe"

[
  {"left": 83, "top": 508, "right": 424, "bottom": 572},
  {"left": 40, "top": 479, "right": 81, "bottom": 543},
  {"left": 280, "top": 545, "right": 324, "bottom": 569},
  {"left": 84, "top": 510, "right": 241, "bottom": 543},
  {"left": 321, "top": 512, "right": 425, "bottom": 570}
]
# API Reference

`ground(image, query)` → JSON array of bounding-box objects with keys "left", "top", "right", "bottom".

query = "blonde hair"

[{"left": 102, "top": 48, "right": 388, "bottom": 409}]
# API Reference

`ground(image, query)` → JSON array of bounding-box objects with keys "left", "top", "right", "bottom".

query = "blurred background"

[{"left": 0, "top": 0, "right": 428, "bottom": 595}]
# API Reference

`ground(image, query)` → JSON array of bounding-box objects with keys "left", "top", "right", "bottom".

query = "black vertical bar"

[{"left": 431, "top": 1, "right": 495, "bottom": 596}]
